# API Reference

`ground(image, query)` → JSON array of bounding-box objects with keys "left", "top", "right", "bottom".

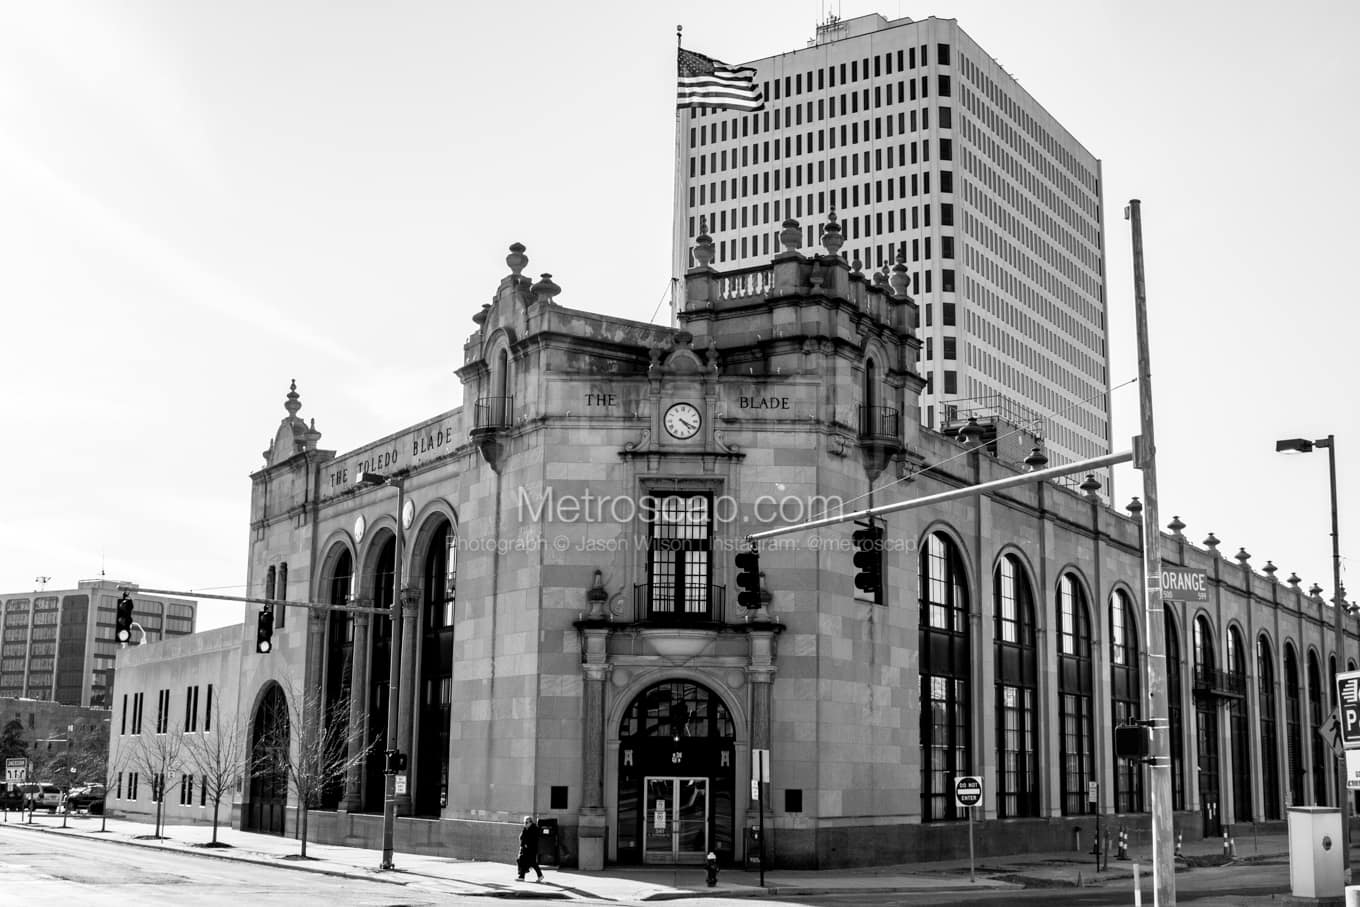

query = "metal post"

[
  {"left": 968, "top": 805, "right": 975, "bottom": 883},
  {"left": 380, "top": 477, "right": 406, "bottom": 871},
  {"left": 758, "top": 764, "right": 766, "bottom": 888},
  {"left": 1128, "top": 199, "right": 1176, "bottom": 906},
  {"left": 1325, "top": 435, "right": 1349, "bottom": 868}
]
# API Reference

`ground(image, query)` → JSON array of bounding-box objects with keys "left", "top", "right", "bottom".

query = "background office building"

[
  {"left": 677, "top": 13, "right": 1111, "bottom": 478},
  {"left": 0, "top": 579, "right": 196, "bottom": 707}
]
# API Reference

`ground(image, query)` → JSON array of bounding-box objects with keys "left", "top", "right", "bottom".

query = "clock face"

[{"left": 664, "top": 402, "right": 702, "bottom": 440}]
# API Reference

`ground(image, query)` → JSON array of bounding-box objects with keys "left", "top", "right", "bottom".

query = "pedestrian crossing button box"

[{"left": 1287, "top": 806, "right": 1342, "bottom": 899}]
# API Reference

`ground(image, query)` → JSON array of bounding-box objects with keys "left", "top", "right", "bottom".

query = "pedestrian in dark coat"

[{"left": 516, "top": 815, "right": 544, "bottom": 882}]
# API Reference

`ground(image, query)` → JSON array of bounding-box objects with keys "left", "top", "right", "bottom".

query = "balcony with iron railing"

[
  {"left": 473, "top": 395, "right": 514, "bottom": 431},
  {"left": 858, "top": 404, "right": 901, "bottom": 442},
  {"left": 632, "top": 583, "right": 727, "bottom": 625},
  {"left": 1192, "top": 665, "right": 1247, "bottom": 700}
]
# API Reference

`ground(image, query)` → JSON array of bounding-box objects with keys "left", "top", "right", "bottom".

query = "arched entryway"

[
  {"left": 616, "top": 680, "right": 736, "bottom": 865},
  {"left": 245, "top": 682, "right": 289, "bottom": 835}
]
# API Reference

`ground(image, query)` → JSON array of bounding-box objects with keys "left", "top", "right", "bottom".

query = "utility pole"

[{"left": 1127, "top": 199, "right": 1176, "bottom": 906}]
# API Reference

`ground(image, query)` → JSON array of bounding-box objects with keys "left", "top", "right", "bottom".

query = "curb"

[{"left": 3, "top": 821, "right": 414, "bottom": 888}]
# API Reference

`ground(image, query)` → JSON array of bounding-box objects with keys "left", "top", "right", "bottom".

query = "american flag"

[{"left": 677, "top": 48, "right": 764, "bottom": 112}]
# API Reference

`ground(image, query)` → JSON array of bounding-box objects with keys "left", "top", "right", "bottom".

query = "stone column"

[
  {"left": 340, "top": 611, "right": 370, "bottom": 812},
  {"left": 578, "top": 624, "right": 611, "bottom": 871},
  {"left": 396, "top": 591, "right": 418, "bottom": 816}
]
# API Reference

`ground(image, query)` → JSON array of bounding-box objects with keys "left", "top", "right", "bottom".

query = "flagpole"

[{"left": 671, "top": 24, "right": 687, "bottom": 326}]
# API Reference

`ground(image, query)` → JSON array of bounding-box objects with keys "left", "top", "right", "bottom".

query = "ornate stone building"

[{"left": 110, "top": 223, "right": 1353, "bottom": 868}]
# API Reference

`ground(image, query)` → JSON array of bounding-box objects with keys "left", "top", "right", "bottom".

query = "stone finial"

[
  {"left": 693, "top": 228, "right": 715, "bottom": 268},
  {"left": 1235, "top": 547, "right": 1250, "bottom": 564},
  {"left": 889, "top": 254, "right": 911, "bottom": 298},
  {"left": 531, "top": 273, "right": 561, "bottom": 303},
  {"left": 472, "top": 303, "right": 490, "bottom": 326},
  {"left": 1080, "top": 474, "right": 1102, "bottom": 497},
  {"left": 822, "top": 210, "right": 844, "bottom": 256},
  {"left": 1203, "top": 532, "right": 1220, "bottom": 550},
  {"left": 873, "top": 264, "right": 889, "bottom": 287},
  {"left": 1309, "top": 583, "right": 1324, "bottom": 599},
  {"left": 1168, "top": 516, "right": 1186, "bottom": 538},
  {"left": 1263, "top": 560, "right": 1278, "bottom": 579},
  {"left": 586, "top": 569, "right": 608, "bottom": 619},
  {"left": 1126, "top": 496, "right": 1143, "bottom": 517},
  {"left": 1287, "top": 572, "right": 1301, "bottom": 587},
  {"left": 958, "top": 416, "right": 985, "bottom": 448},
  {"left": 1024, "top": 445, "right": 1049, "bottom": 471},
  {"left": 284, "top": 379, "right": 301, "bottom": 417},
  {"left": 506, "top": 242, "right": 528, "bottom": 277},
  {"left": 850, "top": 256, "right": 863, "bottom": 275},
  {"left": 779, "top": 218, "right": 801, "bottom": 252}
]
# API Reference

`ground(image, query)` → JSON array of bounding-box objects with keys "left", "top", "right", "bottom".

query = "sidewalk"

[{"left": 0, "top": 808, "right": 1294, "bottom": 903}]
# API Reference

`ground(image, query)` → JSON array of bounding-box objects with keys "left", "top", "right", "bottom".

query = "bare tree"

[
  {"left": 130, "top": 726, "right": 185, "bottom": 839},
  {"left": 182, "top": 715, "right": 251, "bottom": 846},
  {"left": 257, "top": 678, "right": 372, "bottom": 858},
  {"left": 99, "top": 743, "right": 139, "bottom": 834}
]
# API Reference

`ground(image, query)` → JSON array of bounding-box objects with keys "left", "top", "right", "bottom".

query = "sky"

[{"left": 1, "top": 0, "right": 1357, "bottom": 632}]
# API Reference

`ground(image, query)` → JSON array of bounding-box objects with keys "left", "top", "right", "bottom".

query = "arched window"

[
  {"left": 1257, "top": 636, "right": 1282, "bottom": 819},
  {"left": 1193, "top": 615, "right": 1221, "bottom": 822},
  {"left": 415, "top": 519, "right": 457, "bottom": 818},
  {"left": 1058, "top": 574, "right": 1093, "bottom": 815},
  {"left": 1308, "top": 650, "right": 1327, "bottom": 804},
  {"left": 919, "top": 531, "right": 970, "bottom": 821},
  {"left": 1227, "top": 627, "right": 1250, "bottom": 821},
  {"left": 320, "top": 547, "right": 354, "bottom": 810},
  {"left": 1285, "top": 644, "right": 1304, "bottom": 805},
  {"left": 1331, "top": 655, "right": 1339, "bottom": 709},
  {"left": 994, "top": 554, "right": 1038, "bottom": 817},
  {"left": 1110, "top": 590, "right": 1142, "bottom": 812},
  {"left": 1165, "top": 609, "right": 1186, "bottom": 810}
]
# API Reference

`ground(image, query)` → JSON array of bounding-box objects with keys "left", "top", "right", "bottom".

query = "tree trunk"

[
  {"left": 300, "top": 804, "right": 308, "bottom": 858},
  {"left": 211, "top": 795, "right": 220, "bottom": 844}
]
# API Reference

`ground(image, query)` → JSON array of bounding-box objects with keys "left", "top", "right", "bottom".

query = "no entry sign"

[{"left": 955, "top": 775, "right": 983, "bottom": 809}]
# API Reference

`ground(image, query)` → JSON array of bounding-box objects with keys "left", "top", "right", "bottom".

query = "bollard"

[
  {"left": 1074, "top": 826, "right": 1083, "bottom": 853},
  {"left": 705, "top": 851, "right": 719, "bottom": 888},
  {"left": 1175, "top": 829, "right": 1183, "bottom": 858},
  {"left": 1228, "top": 834, "right": 1236, "bottom": 859},
  {"left": 1222, "top": 828, "right": 1229, "bottom": 856},
  {"left": 1117, "top": 827, "right": 1129, "bottom": 860}
]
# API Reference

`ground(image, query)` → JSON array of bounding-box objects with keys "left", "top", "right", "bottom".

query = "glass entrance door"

[{"left": 644, "top": 777, "right": 709, "bottom": 864}]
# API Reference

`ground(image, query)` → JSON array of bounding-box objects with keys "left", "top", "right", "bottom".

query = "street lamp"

[
  {"left": 357, "top": 469, "right": 410, "bottom": 872},
  {"left": 1276, "top": 434, "right": 1347, "bottom": 856}
]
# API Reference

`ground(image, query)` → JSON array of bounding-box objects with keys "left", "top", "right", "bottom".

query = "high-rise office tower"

[
  {"left": 0, "top": 579, "right": 196, "bottom": 707},
  {"left": 676, "top": 13, "right": 1111, "bottom": 472}
]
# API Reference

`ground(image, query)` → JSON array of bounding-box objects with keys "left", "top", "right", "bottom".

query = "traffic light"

[
  {"left": 735, "top": 548, "right": 762, "bottom": 609},
  {"left": 1114, "top": 723, "right": 1150, "bottom": 760},
  {"left": 385, "top": 749, "right": 408, "bottom": 774},
  {"left": 852, "top": 523, "right": 884, "bottom": 600},
  {"left": 115, "top": 593, "right": 134, "bottom": 643},
  {"left": 256, "top": 605, "right": 275, "bottom": 654}
]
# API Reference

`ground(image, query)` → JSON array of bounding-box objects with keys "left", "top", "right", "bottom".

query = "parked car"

[
  {"left": 66, "top": 783, "right": 105, "bottom": 813},
  {"left": 23, "top": 782, "right": 63, "bottom": 812},
  {"left": 0, "top": 783, "right": 25, "bottom": 811}
]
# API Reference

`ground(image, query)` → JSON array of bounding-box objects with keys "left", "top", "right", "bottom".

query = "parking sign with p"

[{"left": 1337, "top": 670, "right": 1360, "bottom": 748}]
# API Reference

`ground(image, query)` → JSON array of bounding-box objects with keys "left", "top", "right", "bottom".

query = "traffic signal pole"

[{"left": 1127, "top": 199, "right": 1175, "bottom": 906}]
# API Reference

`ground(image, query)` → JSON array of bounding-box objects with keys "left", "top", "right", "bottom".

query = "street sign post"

[
  {"left": 1160, "top": 566, "right": 1208, "bottom": 602},
  {"left": 4, "top": 757, "right": 27, "bottom": 783},
  {"left": 955, "top": 776, "right": 983, "bottom": 883}
]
